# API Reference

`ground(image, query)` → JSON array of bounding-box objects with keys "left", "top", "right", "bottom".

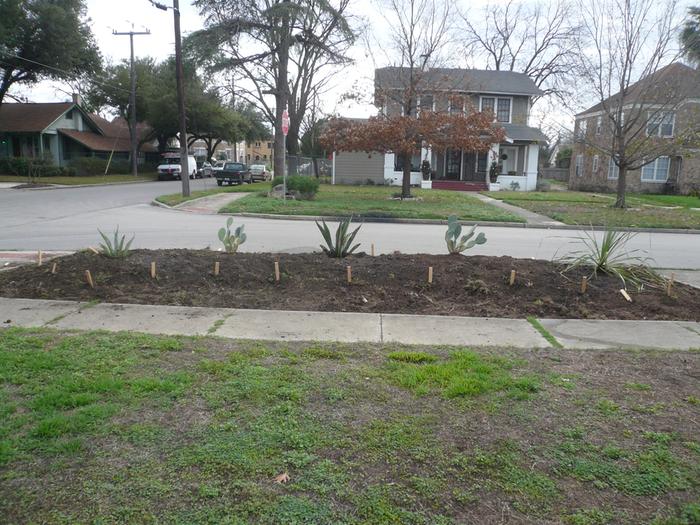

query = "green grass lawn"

[
  {"left": 484, "top": 190, "right": 700, "bottom": 229},
  {"left": 219, "top": 184, "right": 524, "bottom": 222},
  {"left": 1, "top": 328, "right": 699, "bottom": 524},
  {"left": 156, "top": 181, "right": 270, "bottom": 207},
  {"left": 0, "top": 173, "right": 158, "bottom": 185}
]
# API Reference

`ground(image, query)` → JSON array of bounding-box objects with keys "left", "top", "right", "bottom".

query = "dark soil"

[{"left": 0, "top": 249, "right": 698, "bottom": 320}]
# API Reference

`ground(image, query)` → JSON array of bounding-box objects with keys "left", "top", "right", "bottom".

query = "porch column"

[
  {"left": 525, "top": 143, "right": 539, "bottom": 191},
  {"left": 486, "top": 143, "right": 500, "bottom": 184}
]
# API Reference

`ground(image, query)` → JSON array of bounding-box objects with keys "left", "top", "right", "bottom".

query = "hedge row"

[{"left": 0, "top": 157, "right": 159, "bottom": 177}]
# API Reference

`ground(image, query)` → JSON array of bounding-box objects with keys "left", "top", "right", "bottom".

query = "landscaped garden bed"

[
  {"left": 1, "top": 328, "right": 699, "bottom": 523},
  {"left": 1, "top": 249, "right": 698, "bottom": 320}
]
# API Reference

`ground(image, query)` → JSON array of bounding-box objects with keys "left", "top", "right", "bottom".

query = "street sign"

[{"left": 282, "top": 109, "right": 289, "bottom": 136}]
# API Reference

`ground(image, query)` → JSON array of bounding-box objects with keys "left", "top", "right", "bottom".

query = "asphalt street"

[{"left": 1, "top": 180, "right": 699, "bottom": 269}]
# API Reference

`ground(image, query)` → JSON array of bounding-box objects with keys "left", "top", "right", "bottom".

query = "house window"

[
  {"left": 263, "top": 154, "right": 267, "bottom": 160},
  {"left": 641, "top": 156, "right": 670, "bottom": 182},
  {"left": 577, "top": 119, "right": 587, "bottom": 140},
  {"left": 480, "top": 97, "right": 495, "bottom": 114},
  {"left": 394, "top": 152, "right": 421, "bottom": 172},
  {"left": 592, "top": 155, "right": 599, "bottom": 173},
  {"left": 646, "top": 112, "right": 674, "bottom": 137},
  {"left": 267, "top": 142, "right": 273, "bottom": 149},
  {"left": 496, "top": 98, "right": 511, "bottom": 123},
  {"left": 596, "top": 116, "right": 602, "bottom": 135},
  {"left": 608, "top": 157, "right": 619, "bottom": 180},
  {"left": 575, "top": 154, "right": 583, "bottom": 176},
  {"left": 65, "top": 110, "right": 73, "bottom": 120},
  {"left": 418, "top": 94, "right": 433, "bottom": 115},
  {"left": 480, "top": 97, "right": 511, "bottom": 123},
  {"left": 448, "top": 96, "right": 464, "bottom": 114}
]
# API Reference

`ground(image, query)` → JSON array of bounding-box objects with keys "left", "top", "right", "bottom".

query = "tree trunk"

[
  {"left": 401, "top": 152, "right": 412, "bottom": 199},
  {"left": 286, "top": 127, "right": 299, "bottom": 156},
  {"left": 614, "top": 165, "right": 627, "bottom": 208},
  {"left": 273, "top": 6, "right": 291, "bottom": 181}
]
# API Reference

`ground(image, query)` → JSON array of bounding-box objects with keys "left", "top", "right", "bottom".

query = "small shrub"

[
  {"left": 98, "top": 227, "right": 134, "bottom": 258},
  {"left": 387, "top": 351, "right": 438, "bottom": 364},
  {"left": 316, "top": 217, "right": 361, "bottom": 258},
  {"left": 272, "top": 175, "right": 319, "bottom": 199},
  {"left": 445, "top": 215, "right": 486, "bottom": 255},
  {"left": 218, "top": 217, "right": 247, "bottom": 253}
]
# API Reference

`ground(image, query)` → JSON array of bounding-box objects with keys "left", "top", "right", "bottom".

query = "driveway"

[{"left": 1, "top": 181, "right": 699, "bottom": 269}]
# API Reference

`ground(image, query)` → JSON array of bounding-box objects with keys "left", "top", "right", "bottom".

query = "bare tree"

[
  {"left": 371, "top": 0, "right": 455, "bottom": 197},
  {"left": 189, "top": 0, "right": 356, "bottom": 179},
  {"left": 460, "top": 0, "right": 580, "bottom": 101},
  {"left": 572, "top": 0, "right": 694, "bottom": 207}
]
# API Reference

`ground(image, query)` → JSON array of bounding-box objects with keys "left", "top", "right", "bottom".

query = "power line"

[{"left": 0, "top": 52, "right": 132, "bottom": 95}]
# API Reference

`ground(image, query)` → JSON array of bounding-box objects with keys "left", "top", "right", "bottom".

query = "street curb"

[
  {"left": 10, "top": 179, "right": 157, "bottom": 191},
  {"left": 151, "top": 197, "right": 700, "bottom": 234}
]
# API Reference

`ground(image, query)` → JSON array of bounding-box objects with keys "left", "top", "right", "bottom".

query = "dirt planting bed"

[{"left": 0, "top": 249, "right": 697, "bottom": 320}]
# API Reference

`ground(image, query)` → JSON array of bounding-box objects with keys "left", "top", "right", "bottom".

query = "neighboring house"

[
  {"left": 245, "top": 140, "right": 274, "bottom": 165},
  {"left": 0, "top": 96, "right": 156, "bottom": 167},
  {"left": 346, "top": 66, "right": 547, "bottom": 190},
  {"left": 189, "top": 138, "right": 239, "bottom": 162},
  {"left": 569, "top": 63, "right": 700, "bottom": 195}
]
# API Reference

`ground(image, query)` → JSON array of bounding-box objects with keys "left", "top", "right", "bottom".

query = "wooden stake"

[
  {"left": 666, "top": 273, "right": 675, "bottom": 297},
  {"left": 37, "top": 250, "right": 42, "bottom": 266},
  {"left": 619, "top": 289, "right": 632, "bottom": 302},
  {"left": 274, "top": 261, "right": 280, "bottom": 282},
  {"left": 428, "top": 266, "right": 433, "bottom": 284},
  {"left": 580, "top": 276, "right": 588, "bottom": 294},
  {"left": 371, "top": 243, "right": 375, "bottom": 256},
  {"left": 84, "top": 270, "right": 94, "bottom": 288},
  {"left": 346, "top": 265, "right": 352, "bottom": 284},
  {"left": 214, "top": 261, "right": 220, "bottom": 276},
  {"left": 88, "top": 246, "right": 99, "bottom": 255},
  {"left": 150, "top": 261, "right": 156, "bottom": 279},
  {"left": 51, "top": 263, "right": 57, "bottom": 275},
  {"left": 509, "top": 270, "right": 516, "bottom": 286}
]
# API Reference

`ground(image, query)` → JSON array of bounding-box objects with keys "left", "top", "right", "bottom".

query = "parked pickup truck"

[{"left": 216, "top": 162, "right": 252, "bottom": 186}]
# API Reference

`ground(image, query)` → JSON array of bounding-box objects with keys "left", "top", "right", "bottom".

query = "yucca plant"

[
  {"left": 445, "top": 215, "right": 487, "bottom": 254},
  {"left": 218, "top": 217, "right": 247, "bottom": 253},
  {"left": 316, "top": 217, "right": 362, "bottom": 258},
  {"left": 98, "top": 227, "right": 134, "bottom": 258},
  {"left": 558, "top": 227, "right": 658, "bottom": 289}
]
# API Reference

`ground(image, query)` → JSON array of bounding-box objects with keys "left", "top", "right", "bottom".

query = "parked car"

[
  {"left": 216, "top": 162, "right": 252, "bottom": 186},
  {"left": 197, "top": 161, "right": 213, "bottom": 178},
  {"left": 212, "top": 160, "right": 225, "bottom": 172},
  {"left": 249, "top": 164, "right": 270, "bottom": 181},
  {"left": 157, "top": 154, "right": 197, "bottom": 180}
]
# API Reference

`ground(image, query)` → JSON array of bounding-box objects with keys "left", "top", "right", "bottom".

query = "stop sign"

[{"left": 282, "top": 109, "right": 289, "bottom": 136}]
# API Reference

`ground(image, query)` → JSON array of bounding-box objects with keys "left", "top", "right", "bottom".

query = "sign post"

[{"left": 282, "top": 109, "right": 289, "bottom": 202}]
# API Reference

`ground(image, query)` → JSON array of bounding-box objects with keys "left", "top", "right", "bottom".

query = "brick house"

[{"left": 569, "top": 63, "right": 700, "bottom": 195}]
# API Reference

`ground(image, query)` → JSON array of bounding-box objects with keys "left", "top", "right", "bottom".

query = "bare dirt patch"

[{"left": 0, "top": 249, "right": 698, "bottom": 320}]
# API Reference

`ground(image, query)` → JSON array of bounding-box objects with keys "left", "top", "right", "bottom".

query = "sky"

[{"left": 12, "top": 0, "right": 695, "bottom": 135}]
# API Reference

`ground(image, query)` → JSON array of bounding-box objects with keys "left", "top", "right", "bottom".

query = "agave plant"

[
  {"left": 445, "top": 215, "right": 487, "bottom": 254},
  {"left": 218, "top": 217, "right": 247, "bottom": 253},
  {"left": 558, "top": 227, "right": 657, "bottom": 289},
  {"left": 316, "top": 217, "right": 362, "bottom": 258},
  {"left": 98, "top": 227, "right": 134, "bottom": 258}
]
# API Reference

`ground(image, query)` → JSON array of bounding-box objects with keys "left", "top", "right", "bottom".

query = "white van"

[{"left": 157, "top": 153, "right": 197, "bottom": 181}]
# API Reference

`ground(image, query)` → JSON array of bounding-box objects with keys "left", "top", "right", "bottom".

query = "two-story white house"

[{"left": 330, "top": 67, "right": 548, "bottom": 190}]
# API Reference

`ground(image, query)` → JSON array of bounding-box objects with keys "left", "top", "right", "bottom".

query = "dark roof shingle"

[
  {"left": 0, "top": 103, "right": 74, "bottom": 132},
  {"left": 375, "top": 67, "right": 543, "bottom": 96}
]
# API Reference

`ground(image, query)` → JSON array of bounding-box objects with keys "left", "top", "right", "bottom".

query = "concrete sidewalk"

[
  {"left": 473, "top": 193, "right": 565, "bottom": 227},
  {"left": 1, "top": 297, "right": 698, "bottom": 350},
  {"left": 174, "top": 192, "right": 247, "bottom": 214}
]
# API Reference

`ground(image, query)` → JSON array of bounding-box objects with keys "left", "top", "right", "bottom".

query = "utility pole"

[
  {"left": 149, "top": 0, "right": 190, "bottom": 197},
  {"left": 113, "top": 27, "right": 150, "bottom": 178}
]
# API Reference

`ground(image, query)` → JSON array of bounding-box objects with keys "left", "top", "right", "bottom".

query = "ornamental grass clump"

[
  {"left": 558, "top": 227, "right": 659, "bottom": 290},
  {"left": 316, "top": 217, "right": 362, "bottom": 258},
  {"left": 98, "top": 227, "right": 134, "bottom": 258},
  {"left": 218, "top": 217, "right": 247, "bottom": 253},
  {"left": 445, "top": 215, "right": 487, "bottom": 254}
]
